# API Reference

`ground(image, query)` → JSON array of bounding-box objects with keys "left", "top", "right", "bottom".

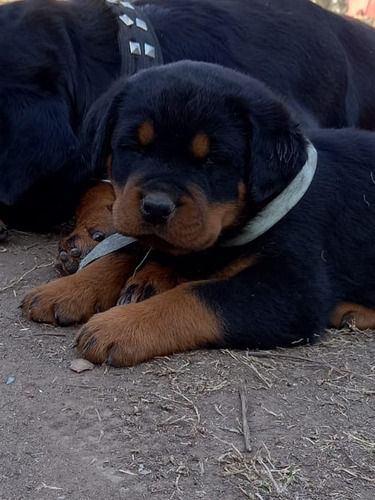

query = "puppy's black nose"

[{"left": 140, "top": 192, "right": 176, "bottom": 225}]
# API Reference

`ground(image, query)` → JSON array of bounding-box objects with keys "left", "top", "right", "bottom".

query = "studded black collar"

[{"left": 106, "top": 0, "right": 163, "bottom": 75}]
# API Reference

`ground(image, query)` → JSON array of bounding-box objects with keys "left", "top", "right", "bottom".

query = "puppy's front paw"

[
  {"left": 56, "top": 228, "right": 111, "bottom": 275},
  {"left": 74, "top": 283, "right": 221, "bottom": 367},
  {"left": 21, "top": 277, "right": 106, "bottom": 325},
  {"left": 21, "top": 253, "right": 135, "bottom": 325},
  {"left": 75, "top": 306, "right": 146, "bottom": 366},
  {"left": 55, "top": 182, "right": 115, "bottom": 275}
]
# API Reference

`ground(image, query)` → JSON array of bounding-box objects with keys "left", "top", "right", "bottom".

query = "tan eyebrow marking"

[
  {"left": 138, "top": 120, "right": 154, "bottom": 145},
  {"left": 191, "top": 132, "right": 210, "bottom": 159}
]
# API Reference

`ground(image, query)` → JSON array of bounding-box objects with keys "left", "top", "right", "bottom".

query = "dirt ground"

[{"left": 0, "top": 230, "right": 374, "bottom": 500}]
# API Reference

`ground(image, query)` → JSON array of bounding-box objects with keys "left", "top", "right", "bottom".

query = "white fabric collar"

[{"left": 221, "top": 142, "right": 317, "bottom": 247}]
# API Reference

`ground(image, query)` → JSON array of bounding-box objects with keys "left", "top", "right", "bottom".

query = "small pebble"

[{"left": 70, "top": 359, "right": 94, "bottom": 373}]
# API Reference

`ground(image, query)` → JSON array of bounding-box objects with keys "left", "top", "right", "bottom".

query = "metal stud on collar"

[
  {"left": 144, "top": 43, "right": 156, "bottom": 58},
  {"left": 120, "top": 1, "right": 135, "bottom": 9},
  {"left": 106, "top": 0, "right": 135, "bottom": 8},
  {"left": 135, "top": 17, "right": 148, "bottom": 31},
  {"left": 119, "top": 13, "right": 134, "bottom": 26},
  {"left": 129, "top": 41, "right": 142, "bottom": 55}
]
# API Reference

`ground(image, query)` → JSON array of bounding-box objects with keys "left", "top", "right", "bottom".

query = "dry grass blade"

[
  {"left": 222, "top": 348, "right": 374, "bottom": 381},
  {"left": 239, "top": 386, "right": 252, "bottom": 452},
  {"left": 346, "top": 432, "right": 375, "bottom": 449},
  {"left": 0, "top": 261, "right": 54, "bottom": 292}
]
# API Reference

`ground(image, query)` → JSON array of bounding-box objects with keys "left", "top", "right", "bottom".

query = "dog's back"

[
  {"left": 142, "top": 0, "right": 375, "bottom": 128},
  {"left": 298, "top": 128, "right": 375, "bottom": 307}
]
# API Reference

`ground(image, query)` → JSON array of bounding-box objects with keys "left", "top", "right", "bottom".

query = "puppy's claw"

[
  {"left": 55, "top": 311, "right": 75, "bottom": 327},
  {"left": 0, "top": 223, "right": 8, "bottom": 242},
  {"left": 81, "top": 337, "right": 97, "bottom": 357},
  {"left": 117, "top": 284, "right": 156, "bottom": 306},
  {"left": 117, "top": 284, "right": 137, "bottom": 305},
  {"left": 140, "top": 285, "right": 155, "bottom": 301},
  {"left": 75, "top": 327, "right": 88, "bottom": 347},
  {"left": 105, "top": 356, "right": 113, "bottom": 366}
]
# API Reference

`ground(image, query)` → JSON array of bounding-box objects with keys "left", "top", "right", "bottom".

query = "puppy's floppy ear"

[
  {"left": 240, "top": 85, "right": 309, "bottom": 206},
  {"left": 83, "top": 86, "right": 124, "bottom": 177},
  {"left": 0, "top": 89, "right": 77, "bottom": 206}
]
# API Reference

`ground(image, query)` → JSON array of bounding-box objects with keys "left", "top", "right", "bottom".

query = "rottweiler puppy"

[{"left": 21, "top": 61, "right": 375, "bottom": 366}]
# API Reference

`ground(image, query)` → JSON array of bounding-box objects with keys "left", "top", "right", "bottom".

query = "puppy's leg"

[
  {"left": 117, "top": 254, "right": 257, "bottom": 305},
  {"left": 75, "top": 259, "right": 328, "bottom": 366},
  {"left": 21, "top": 252, "right": 139, "bottom": 325},
  {"left": 75, "top": 282, "right": 221, "bottom": 366},
  {"left": 56, "top": 182, "right": 115, "bottom": 275},
  {"left": 330, "top": 302, "right": 375, "bottom": 330}
]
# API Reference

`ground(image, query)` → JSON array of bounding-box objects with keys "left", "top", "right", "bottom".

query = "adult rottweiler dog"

[
  {"left": 21, "top": 61, "right": 375, "bottom": 366},
  {"left": 2, "top": 1, "right": 375, "bottom": 255}
]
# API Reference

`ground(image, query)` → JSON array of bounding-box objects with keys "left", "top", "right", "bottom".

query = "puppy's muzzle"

[{"left": 140, "top": 191, "right": 176, "bottom": 225}]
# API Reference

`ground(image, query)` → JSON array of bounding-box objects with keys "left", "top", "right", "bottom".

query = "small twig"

[
  {"left": 258, "top": 457, "right": 284, "bottom": 494},
  {"left": 239, "top": 386, "right": 252, "bottom": 453},
  {"left": 130, "top": 247, "right": 152, "bottom": 279},
  {"left": 66, "top": 384, "right": 100, "bottom": 390},
  {"left": 38, "top": 483, "right": 63, "bottom": 491},
  {"left": 0, "top": 261, "right": 53, "bottom": 292},
  {"left": 173, "top": 388, "right": 201, "bottom": 424},
  {"left": 238, "top": 485, "right": 256, "bottom": 499},
  {"left": 30, "top": 332, "right": 67, "bottom": 337}
]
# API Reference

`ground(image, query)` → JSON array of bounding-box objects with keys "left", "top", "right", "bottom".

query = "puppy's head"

[{"left": 85, "top": 61, "right": 308, "bottom": 254}]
